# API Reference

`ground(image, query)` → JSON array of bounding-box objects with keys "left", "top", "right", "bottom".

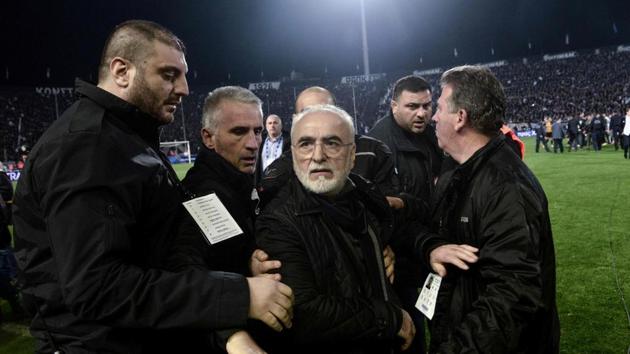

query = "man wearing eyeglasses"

[{"left": 256, "top": 104, "right": 415, "bottom": 354}]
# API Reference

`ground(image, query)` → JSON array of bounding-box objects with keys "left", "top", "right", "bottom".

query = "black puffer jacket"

[
  {"left": 421, "top": 136, "right": 560, "bottom": 354},
  {"left": 256, "top": 174, "right": 403, "bottom": 354}
]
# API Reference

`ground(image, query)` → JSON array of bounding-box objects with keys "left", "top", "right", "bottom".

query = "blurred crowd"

[{"left": 2, "top": 45, "right": 629, "bottom": 165}]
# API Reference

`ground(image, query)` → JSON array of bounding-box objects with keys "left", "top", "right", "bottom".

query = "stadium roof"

[{"left": 2, "top": 0, "right": 630, "bottom": 86}]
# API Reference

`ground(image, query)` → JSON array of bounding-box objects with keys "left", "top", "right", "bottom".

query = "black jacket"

[
  {"left": 420, "top": 136, "right": 560, "bottom": 353},
  {"left": 0, "top": 171, "right": 11, "bottom": 203},
  {"left": 567, "top": 117, "right": 580, "bottom": 135},
  {"left": 0, "top": 171, "right": 12, "bottom": 226},
  {"left": 368, "top": 112, "right": 443, "bottom": 285},
  {"left": 256, "top": 174, "right": 403, "bottom": 354},
  {"left": 169, "top": 145, "right": 258, "bottom": 275},
  {"left": 610, "top": 114, "right": 624, "bottom": 133},
  {"left": 368, "top": 112, "right": 442, "bottom": 222},
  {"left": 590, "top": 115, "right": 606, "bottom": 134},
  {"left": 255, "top": 130, "right": 291, "bottom": 184},
  {"left": 0, "top": 171, "right": 12, "bottom": 248},
  {"left": 12, "top": 79, "right": 249, "bottom": 353}
]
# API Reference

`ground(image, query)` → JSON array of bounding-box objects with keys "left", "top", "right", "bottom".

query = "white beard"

[{"left": 294, "top": 162, "right": 349, "bottom": 196}]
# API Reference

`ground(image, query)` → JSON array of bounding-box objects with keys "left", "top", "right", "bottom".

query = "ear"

[
  {"left": 109, "top": 57, "right": 134, "bottom": 88},
  {"left": 454, "top": 109, "right": 468, "bottom": 132},
  {"left": 390, "top": 99, "right": 398, "bottom": 115},
  {"left": 350, "top": 143, "right": 356, "bottom": 169},
  {"left": 201, "top": 128, "right": 216, "bottom": 149}
]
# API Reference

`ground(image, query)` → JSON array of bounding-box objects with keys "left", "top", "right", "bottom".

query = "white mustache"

[{"left": 308, "top": 163, "right": 332, "bottom": 173}]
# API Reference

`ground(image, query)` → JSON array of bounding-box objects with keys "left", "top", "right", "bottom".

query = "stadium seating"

[{"left": 2, "top": 45, "right": 629, "bottom": 163}]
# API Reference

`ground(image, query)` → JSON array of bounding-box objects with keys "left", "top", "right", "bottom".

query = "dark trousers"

[
  {"left": 568, "top": 132, "right": 578, "bottom": 151},
  {"left": 535, "top": 136, "right": 550, "bottom": 152},
  {"left": 612, "top": 130, "right": 622, "bottom": 150},
  {"left": 592, "top": 132, "right": 602, "bottom": 151},
  {"left": 553, "top": 139, "right": 564, "bottom": 153},
  {"left": 623, "top": 135, "right": 630, "bottom": 158}
]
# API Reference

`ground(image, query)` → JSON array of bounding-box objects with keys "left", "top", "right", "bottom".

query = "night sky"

[{"left": 2, "top": 0, "right": 630, "bottom": 86}]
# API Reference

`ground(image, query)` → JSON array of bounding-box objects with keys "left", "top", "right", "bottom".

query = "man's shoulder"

[
  {"left": 183, "top": 151, "right": 244, "bottom": 197},
  {"left": 356, "top": 135, "right": 391, "bottom": 154},
  {"left": 181, "top": 162, "right": 221, "bottom": 195},
  {"left": 258, "top": 179, "right": 303, "bottom": 231},
  {"left": 368, "top": 113, "right": 398, "bottom": 139},
  {"left": 475, "top": 143, "right": 540, "bottom": 194},
  {"left": 36, "top": 98, "right": 105, "bottom": 148}
]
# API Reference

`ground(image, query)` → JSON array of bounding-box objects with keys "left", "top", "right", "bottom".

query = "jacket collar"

[
  {"left": 75, "top": 78, "right": 161, "bottom": 150},
  {"left": 384, "top": 111, "right": 435, "bottom": 153},
  {"left": 195, "top": 145, "right": 254, "bottom": 193},
  {"left": 291, "top": 173, "right": 391, "bottom": 220},
  {"left": 451, "top": 134, "right": 504, "bottom": 184}
]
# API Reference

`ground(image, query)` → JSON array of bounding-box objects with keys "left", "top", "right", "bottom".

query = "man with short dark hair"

[
  {"left": 425, "top": 65, "right": 559, "bottom": 352},
  {"left": 590, "top": 113, "right": 606, "bottom": 152},
  {"left": 257, "top": 104, "right": 415, "bottom": 354},
  {"left": 13, "top": 20, "right": 291, "bottom": 353},
  {"left": 368, "top": 75, "right": 443, "bottom": 353},
  {"left": 567, "top": 115, "right": 580, "bottom": 151}
]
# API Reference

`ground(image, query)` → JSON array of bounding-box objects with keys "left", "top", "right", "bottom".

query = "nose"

[
  {"left": 311, "top": 143, "right": 326, "bottom": 162},
  {"left": 432, "top": 112, "right": 438, "bottom": 123},
  {"left": 175, "top": 75, "right": 190, "bottom": 97},
  {"left": 245, "top": 131, "right": 260, "bottom": 151}
]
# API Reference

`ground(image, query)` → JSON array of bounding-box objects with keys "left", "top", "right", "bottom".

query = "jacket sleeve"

[
  {"left": 436, "top": 183, "right": 549, "bottom": 353},
  {"left": 360, "top": 140, "right": 400, "bottom": 197},
  {"left": 256, "top": 210, "right": 402, "bottom": 345},
  {"left": 33, "top": 141, "right": 250, "bottom": 330},
  {"left": 0, "top": 172, "right": 12, "bottom": 202},
  {"left": 165, "top": 212, "right": 213, "bottom": 273}
]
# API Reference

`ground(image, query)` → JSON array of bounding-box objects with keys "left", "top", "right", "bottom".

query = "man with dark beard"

[
  {"left": 12, "top": 20, "right": 292, "bottom": 353},
  {"left": 368, "top": 75, "right": 443, "bottom": 353}
]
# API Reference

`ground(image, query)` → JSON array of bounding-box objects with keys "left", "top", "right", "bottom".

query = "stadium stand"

[{"left": 2, "top": 45, "right": 630, "bottom": 165}]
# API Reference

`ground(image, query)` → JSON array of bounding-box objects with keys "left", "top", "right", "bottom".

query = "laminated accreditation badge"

[
  {"left": 415, "top": 273, "right": 442, "bottom": 320},
  {"left": 183, "top": 193, "right": 243, "bottom": 245}
]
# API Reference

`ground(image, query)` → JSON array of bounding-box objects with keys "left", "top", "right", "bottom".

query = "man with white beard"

[{"left": 256, "top": 105, "right": 416, "bottom": 354}]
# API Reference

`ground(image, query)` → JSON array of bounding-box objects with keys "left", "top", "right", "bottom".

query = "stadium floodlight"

[{"left": 360, "top": 0, "right": 370, "bottom": 77}]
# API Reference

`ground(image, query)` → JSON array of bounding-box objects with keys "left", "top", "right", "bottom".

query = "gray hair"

[
  {"left": 291, "top": 104, "right": 355, "bottom": 140},
  {"left": 202, "top": 86, "right": 263, "bottom": 132},
  {"left": 440, "top": 65, "right": 506, "bottom": 136}
]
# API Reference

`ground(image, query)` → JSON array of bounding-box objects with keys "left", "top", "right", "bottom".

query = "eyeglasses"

[{"left": 293, "top": 139, "right": 353, "bottom": 157}]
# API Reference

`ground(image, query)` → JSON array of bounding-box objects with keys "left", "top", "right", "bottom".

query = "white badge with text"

[
  {"left": 415, "top": 273, "right": 442, "bottom": 320},
  {"left": 183, "top": 193, "right": 243, "bottom": 245}
]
